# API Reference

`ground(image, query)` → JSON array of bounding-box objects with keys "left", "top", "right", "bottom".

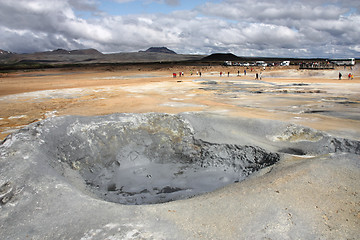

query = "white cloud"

[
  {"left": 113, "top": 0, "right": 179, "bottom": 6},
  {"left": 195, "top": 0, "right": 360, "bottom": 57},
  {"left": 241, "top": 23, "right": 300, "bottom": 49},
  {"left": 350, "top": 45, "right": 360, "bottom": 52},
  {"left": 0, "top": 0, "right": 359, "bottom": 57}
]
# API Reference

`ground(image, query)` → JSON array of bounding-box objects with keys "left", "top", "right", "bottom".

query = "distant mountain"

[
  {"left": 140, "top": 47, "right": 177, "bottom": 54},
  {"left": 0, "top": 49, "right": 12, "bottom": 55},
  {"left": 70, "top": 48, "right": 103, "bottom": 55},
  {"left": 46, "top": 48, "right": 103, "bottom": 55},
  {"left": 201, "top": 53, "right": 243, "bottom": 61},
  {"left": 50, "top": 49, "right": 71, "bottom": 54},
  {"left": 0, "top": 47, "right": 204, "bottom": 68}
]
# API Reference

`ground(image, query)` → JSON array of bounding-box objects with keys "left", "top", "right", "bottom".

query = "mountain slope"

[
  {"left": 201, "top": 53, "right": 243, "bottom": 61},
  {"left": 141, "top": 47, "right": 177, "bottom": 54}
]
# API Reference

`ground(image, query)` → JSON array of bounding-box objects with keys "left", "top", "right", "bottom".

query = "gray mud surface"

[{"left": 1, "top": 113, "right": 359, "bottom": 239}]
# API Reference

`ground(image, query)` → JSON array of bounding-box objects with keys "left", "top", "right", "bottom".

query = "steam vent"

[{"left": 1, "top": 113, "right": 359, "bottom": 239}]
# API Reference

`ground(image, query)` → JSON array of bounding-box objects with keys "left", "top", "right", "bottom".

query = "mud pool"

[{"left": 3, "top": 113, "right": 279, "bottom": 205}]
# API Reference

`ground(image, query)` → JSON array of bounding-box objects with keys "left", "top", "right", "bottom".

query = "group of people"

[
  {"left": 220, "top": 70, "right": 261, "bottom": 79},
  {"left": 220, "top": 69, "right": 247, "bottom": 77},
  {"left": 255, "top": 72, "right": 262, "bottom": 80},
  {"left": 339, "top": 72, "right": 354, "bottom": 80},
  {"left": 219, "top": 71, "right": 231, "bottom": 77},
  {"left": 173, "top": 71, "right": 202, "bottom": 78},
  {"left": 173, "top": 69, "right": 264, "bottom": 79}
]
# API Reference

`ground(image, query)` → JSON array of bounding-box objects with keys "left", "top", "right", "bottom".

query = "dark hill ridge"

[
  {"left": 200, "top": 53, "right": 347, "bottom": 63},
  {"left": 50, "top": 49, "right": 71, "bottom": 54},
  {"left": 50, "top": 48, "right": 103, "bottom": 55},
  {"left": 141, "top": 47, "right": 177, "bottom": 54},
  {"left": 0, "top": 48, "right": 204, "bottom": 69},
  {"left": 201, "top": 53, "right": 244, "bottom": 61},
  {"left": 35, "top": 48, "right": 103, "bottom": 55}
]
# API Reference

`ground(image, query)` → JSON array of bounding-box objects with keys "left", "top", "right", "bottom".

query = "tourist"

[
  {"left": 339, "top": 72, "right": 342, "bottom": 80},
  {"left": 348, "top": 73, "right": 351, "bottom": 80},
  {"left": 228, "top": 72, "right": 230, "bottom": 77},
  {"left": 244, "top": 69, "right": 246, "bottom": 75}
]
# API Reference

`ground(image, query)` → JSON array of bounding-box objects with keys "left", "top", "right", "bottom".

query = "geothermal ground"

[
  {"left": 1, "top": 65, "right": 360, "bottom": 140},
  {"left": 0, "top": 65, "right": 360, "bottom": 239}
]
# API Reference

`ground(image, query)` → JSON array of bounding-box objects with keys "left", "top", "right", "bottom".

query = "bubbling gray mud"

[
  {"left": 88, "top": 138, "right": 279, "bottom": 205},
  {"left": 15, "top": 113, "right": 279, "bottom": 205}
]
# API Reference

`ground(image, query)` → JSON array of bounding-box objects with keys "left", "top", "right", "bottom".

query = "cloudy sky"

[{"left": 0, "top": 0, "right": 359, "bottom": 57}]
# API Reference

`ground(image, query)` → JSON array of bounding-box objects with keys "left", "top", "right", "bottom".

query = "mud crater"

[{"left": 43, "top": 114, "right": 280, "bottom": 205}]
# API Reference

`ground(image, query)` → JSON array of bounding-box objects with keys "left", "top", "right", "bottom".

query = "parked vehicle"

[
  {"left": 280, "top": 61, "right": 290, "bottom": 66},
  {"left": 329, "top": 58, "right": 355, "bottom": 66}
]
